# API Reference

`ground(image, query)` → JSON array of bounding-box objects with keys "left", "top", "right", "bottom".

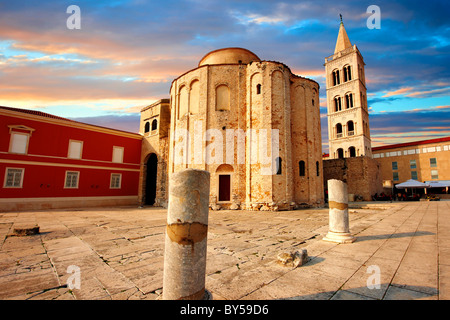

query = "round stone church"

[{"left": 140, "top": 47, "right": 324, "bottom": 211}]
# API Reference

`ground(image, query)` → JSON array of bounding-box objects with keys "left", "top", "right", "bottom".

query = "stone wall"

[
  {"left": 138, "top": 100, "right": 170, "bottom": 207},
  {"left": 323, "top": 156, "right": 382, "bottom": 201}
]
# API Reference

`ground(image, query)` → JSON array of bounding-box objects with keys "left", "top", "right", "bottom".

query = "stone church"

[{"left": 139, "top": 47, "right": 324, "bottom": 211}]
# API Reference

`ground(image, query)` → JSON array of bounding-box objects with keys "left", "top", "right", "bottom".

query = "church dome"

[{"left": 198, "top": 47, "right": 261, "bottom": 67}]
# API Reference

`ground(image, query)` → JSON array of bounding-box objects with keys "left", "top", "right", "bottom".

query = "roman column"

[
  {"left": 323, "top": 179, "right": 356, "bottom": 243},
  {"left": 162, "top": 169, "right": 211, "bottom": 300}
]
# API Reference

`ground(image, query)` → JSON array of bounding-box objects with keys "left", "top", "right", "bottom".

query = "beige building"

[
  {"left": 140, "top": 47, "right": 325, "bottom": 210},
  {"left": 372, "top": 136, "right": 450, "bottom": 194},
  {"left": 324, "top": 20, "right": 372, "bottom": 159}
]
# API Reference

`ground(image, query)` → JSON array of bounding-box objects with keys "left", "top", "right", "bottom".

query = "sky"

[{"left": 1, "top": 0, "right": 449, "bottom": 153}]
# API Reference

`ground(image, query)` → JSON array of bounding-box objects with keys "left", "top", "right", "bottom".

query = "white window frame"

[
  {"left": 112, "top": 146, "right": 124, "bottom": 163},
  {"left": 431, "top": 170, "right": 439, "bottom": 180},
  {"left": 430, "top": 158, "right": 437, "bottom": 168},
  {"left": 9, "top": 132, "right": 30, "bottom": 155},
  {"left": 110, "top": 173, "right": 122, "bottom": 189},
  {"left": 3, "top": 168, "right": 25, "bottom": 188},
  {"left": 64, "top": 171, "right": 80, "bottom": 189},
  {"left": 68, "top": 140, "right": 83, "bottom": 159}
]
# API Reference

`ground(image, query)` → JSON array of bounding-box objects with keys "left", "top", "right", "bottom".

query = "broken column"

[
  {"left": 323, "top": 179, "right": 356, "bottom": 244},
  {"left": 162, "top": 169, "right": 210, "bottom": 300}
]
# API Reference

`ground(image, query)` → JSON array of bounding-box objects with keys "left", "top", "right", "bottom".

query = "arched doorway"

[
  {"left": 216, "top": 164, "right": 233, "bottom": 202},
  {"left": 349, "top": 146, "right": 356, "bottom": 157},
  {"left": 145, "top": 153, "right": 158, "bottom": 205}
]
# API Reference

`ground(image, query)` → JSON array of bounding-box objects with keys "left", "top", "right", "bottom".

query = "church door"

[
  {"left": 218, "top": 174, "right": 231, "bottom": 202},
  {"left": 145, "top": 153, "right": 158, "bottom": 205}
]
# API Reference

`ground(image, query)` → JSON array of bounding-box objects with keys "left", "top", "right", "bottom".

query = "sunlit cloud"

[
  {"left": 382, "top": 87, "right": 413, "bottom": 98},
  {"left": 0, "top": 0, "right": 449, "bottom": 151}
]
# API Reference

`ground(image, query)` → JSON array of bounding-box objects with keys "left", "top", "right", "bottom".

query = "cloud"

[
  {"left": 68, "top": 113, "right": 141, "bottom": 133},
  {"left": 1, "top": 0, "right": 450, "bottom": 153},
  {"left": 368, "top": 106, "right": 450, "bottom": 147},
  {"left": 382, "top": 87, "right": 413, "bottom": 98}
]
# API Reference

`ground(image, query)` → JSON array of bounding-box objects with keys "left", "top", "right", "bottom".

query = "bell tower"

[{"left": 325, "top": 17, "right": 372, "bottom": 159}]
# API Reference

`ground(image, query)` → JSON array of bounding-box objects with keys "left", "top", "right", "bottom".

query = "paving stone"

[
  {"left": 384, "top": 285, "right": 437, "bottom": 300},
  {"left": 0, "top": 202, "right": 447, "bottom": 300}
]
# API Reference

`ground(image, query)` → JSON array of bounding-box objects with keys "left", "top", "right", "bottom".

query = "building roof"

[
  {"left": 372, "top": 136, "right": 450, "bottom": 152},
  {"left": 198, "top": 47, "right": 261, "bottom": 67},
  {"left": 140, "top": 98, "right": 170, "bottom": 113},
  {"left": 0, "top": 106, "right": 141, "bottom": 137},
  {"left": 334, "top": 22, "right": 352, "bottom": 54},
  {"left": 0, "top": 105, "right": 76, "bottom": 122}
]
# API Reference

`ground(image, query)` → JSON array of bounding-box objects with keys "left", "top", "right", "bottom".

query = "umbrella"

[
  {"left": 395, "top": 179, "right": 430, "bottom": 197},
  {"left": 425, "top": 180, "right": 449, "bottom": 194},
  {"left": 426, "top": 181, "right": 447, "bottom": 188},
  {"left": 395, "top": 179, "right": 430, "bottom": 189},
  {"left": 425, "top": 180, "right": 450, "bottom": 187}
]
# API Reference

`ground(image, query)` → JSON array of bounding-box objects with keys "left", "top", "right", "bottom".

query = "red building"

[{"left": 0, "top": 106, "right": 142, "bottom": 211}]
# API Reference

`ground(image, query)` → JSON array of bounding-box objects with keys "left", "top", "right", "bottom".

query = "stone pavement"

[{"left": 0, "top": 201, "right": 449, "bottom": 300}]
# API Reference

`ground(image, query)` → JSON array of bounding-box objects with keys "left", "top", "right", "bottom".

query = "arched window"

[
  {"left": 332, "top": 70, "right": 340, "bottom": 86},
  {"left": 316, "top": 161, "right": 320, "bottom": 177},
  {"left": 256, "top": 84, "right": 261, "bottom": 95},
  {"left": 349, "top": 146, "right": 356, "bottom": 157},
  {"left": 190, "top": 80, "right": 200, "bottom": 114},
  {"left": 343, "top": 65, "right": 352, "bottom": 82},
  {"left": 312, "top": 88, "right": 317, "bottom": 107},
  {"left": 178, "top": 85, "right": 188, "bottom": 119},
  {"left": 334, "top": 96, "right": 342, "bottom": 112},
  {"left": 299, "top": 161, "right": 305, "bottom": 176},
  {"left": 151, "top": 119, "right": 157, "bottom": 131},
  {"left": 275, "top": 157, "right": 282, "bottom": 175},
  {"left": 216, "top": 84, "right": 230, "bottom": 111},
  {"left": 337, "top": 148, "right": 344, "bottom": 159},
  {"left": 336, "top": 123, "right": 343, "bottom": 138},
  {"left": 345, "top": 93, "right": 353, "bottom": 109},
  {"left": 144, "top": 122, "right": 150, "bottom": 133},
  {"left": 347, "top": 121, "right": 354, "bottom": 136}
]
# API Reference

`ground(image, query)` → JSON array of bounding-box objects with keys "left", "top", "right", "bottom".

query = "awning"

[
  {"left": 395, "top": 179, "right": 430, "bottom": 189},
  {"left": 425, "top": 180, "right": 450, "bottom": 188}
]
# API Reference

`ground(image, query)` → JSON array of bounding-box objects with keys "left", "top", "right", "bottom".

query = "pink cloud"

[{"left": 382, "top": 87, "right": 413, "bottom": 98}]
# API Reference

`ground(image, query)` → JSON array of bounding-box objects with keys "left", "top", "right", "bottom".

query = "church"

[{"left": 139, "top": 47, "right": 324, "bottom": 211}]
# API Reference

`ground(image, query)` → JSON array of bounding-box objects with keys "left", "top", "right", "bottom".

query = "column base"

[{"left": 322, "top": 231, "right": 356, "bottom": 244}]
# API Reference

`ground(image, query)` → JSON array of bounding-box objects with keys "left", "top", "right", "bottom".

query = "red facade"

[{"left": 0, "top": 106, "right": 142, "bottom": 209}]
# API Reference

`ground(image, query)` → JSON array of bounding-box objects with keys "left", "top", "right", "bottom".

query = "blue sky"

[{"left": 0, "top": 0, "right": 449, "bottom": 152}]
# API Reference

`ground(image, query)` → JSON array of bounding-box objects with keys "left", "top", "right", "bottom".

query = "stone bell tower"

[{"left": 325, "top": 17, "right": 372, "bottom": 159}]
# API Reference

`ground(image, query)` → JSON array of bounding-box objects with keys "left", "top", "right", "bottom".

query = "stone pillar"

[
  {"left": 162, "top": 169, "right": 211, "bottom": 300},
  {"left": 323, "top": 179, "right": 355, "bottom": 243}
]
